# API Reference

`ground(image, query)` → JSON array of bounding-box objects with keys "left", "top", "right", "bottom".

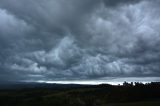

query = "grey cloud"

[
  {"left": 0, "top": 0, "right": 160, "bottom": 82},
  {"left": 102, "top": 0, "right": 143, "bottom": 7},
  {"left": 0, "top": 0, "right": 99, "bottom": 52}
]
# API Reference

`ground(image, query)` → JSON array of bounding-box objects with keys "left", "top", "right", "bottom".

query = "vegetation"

[{"left": 0, "top": 82, "right": 160, "bottom": 106}]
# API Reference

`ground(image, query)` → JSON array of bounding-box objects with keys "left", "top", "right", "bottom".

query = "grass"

[
  {"left": 0, "top": 83, "right": 160, "bottom": 106},
  {"left": 103, "top": 101, "right": 160, "bottom": 106}
]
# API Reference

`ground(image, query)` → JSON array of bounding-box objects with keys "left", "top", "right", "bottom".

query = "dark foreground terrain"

[{"left": 0, "top": 82, "right": 160, "bottom": 106}]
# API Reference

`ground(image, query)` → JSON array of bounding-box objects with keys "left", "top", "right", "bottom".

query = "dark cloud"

[
  {"left": 0, "top": 0, "right": 160, "bottom": 82},
  {"left": 102, "top": 0, "right": 142, "bottom": 7}
]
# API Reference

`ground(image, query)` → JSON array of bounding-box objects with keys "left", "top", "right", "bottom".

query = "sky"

[{"left": 0, "top": 0, "right": 160, "bottom": 83}]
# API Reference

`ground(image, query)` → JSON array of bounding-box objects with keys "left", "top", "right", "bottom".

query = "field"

[
  {"left": 0, "top": 82, "right": 160, "bottom": 106},
  {"left": 103, "top": 101, "right": 160, "bottom": 106}
]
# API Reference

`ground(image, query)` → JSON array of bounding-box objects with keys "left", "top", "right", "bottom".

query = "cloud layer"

[{"left": 0, "top": 0, "right": 160, "bottom": 82}]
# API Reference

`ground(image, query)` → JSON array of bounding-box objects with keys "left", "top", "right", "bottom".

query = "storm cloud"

[{"left": 0, "top": 0, "right": 160, "bottom": 82}]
